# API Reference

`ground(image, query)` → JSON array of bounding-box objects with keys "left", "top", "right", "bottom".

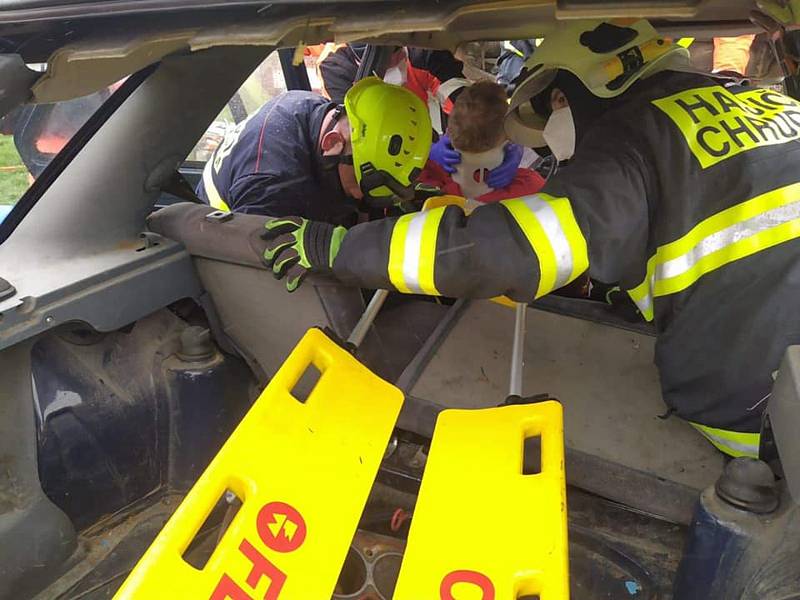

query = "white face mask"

[
  {"left": 542, "top": 106, "right": 576, "bottom": 162},
  {"left": 384, "top": 61, "right": 408, "bottom": 86}
]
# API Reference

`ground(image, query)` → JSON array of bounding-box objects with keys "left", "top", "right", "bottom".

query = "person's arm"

[
  {"left": 334, "top": 130, "right": 652, "bottom": 300},
  {"left": 333, "top": 196, "right": 587, "bottom": 301},
  {"left": 264, "top": 125, "right": 652, "bottom": 300}
]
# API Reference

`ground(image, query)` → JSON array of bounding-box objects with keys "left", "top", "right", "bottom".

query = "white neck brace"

[{"left": 450, "top": 144, "right": 505, "bottom": 200}]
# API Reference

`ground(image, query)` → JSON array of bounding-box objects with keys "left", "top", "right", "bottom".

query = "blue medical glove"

[
  {"left": 486, "top": 143, "right": 523, "bottom": 189},
  {"left": 429, "top": 134, "right": 461, "bottom": 174}
]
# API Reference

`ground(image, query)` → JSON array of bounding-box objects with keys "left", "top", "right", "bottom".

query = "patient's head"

[{"left": 447, "top": 81, "right": 508, "bottom": 153}]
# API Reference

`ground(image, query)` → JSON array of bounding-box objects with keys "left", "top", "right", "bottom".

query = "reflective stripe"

[
  {"left": 502, "top": 193, "right": 589, "bottom": 298},
  {"left": 503, "top": 41, "right": 524, "bottom": 57},
  {"left": 435, "top": 77, "right": 471, "bottom": 103},
  {"left": 627, "top": 182, "right": 800, "bottom": 319},
  {"left": 691, "top": 422, "right": 760, "bottom": 458},
  {"left": 202, "top": 159, "right": 230, "bottom": 212},
  {"left": 654, "top": 185, "right": 800, "bottom": 297},
  {"left": 388, "top": 208, "right": 445, "bottom": 295},
  {"left": 402, "top": 213, "right": 426, "bottom": 290},
  {"left": 627, "top": 257, "right": 655, "bottom": 322}
]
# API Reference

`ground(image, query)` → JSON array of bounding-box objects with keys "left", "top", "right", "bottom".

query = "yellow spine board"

[
  {"left": 393, "top": 402, "right": 569, "bottom": 600},
  {"left": 114, "top": 328, "right": 403, "bottom": 600}
]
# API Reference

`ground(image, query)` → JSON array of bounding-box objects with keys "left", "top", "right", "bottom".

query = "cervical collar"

[{"left": 450, "top": 144, "right": 505, "bottom": 200}]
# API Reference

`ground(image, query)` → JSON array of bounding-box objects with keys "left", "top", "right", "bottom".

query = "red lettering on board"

[
  {"left": 440, "top": 570, "right": 496, "bottom": 600},
  {"left": 239, "top": 539, "right": 287, "bottom": 600},
  {"left": 208, "top": 539, "right": 288, "bottom": 600},
  {"left": 209, "top": 574, "right": 253, "bottom": 600}
]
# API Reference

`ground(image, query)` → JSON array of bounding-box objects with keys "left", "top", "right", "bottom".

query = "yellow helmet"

[
  {"left": 345, "top": 77, "right": 431, "bottom": 205},
  {"left": 505, "top": 19, "right": 690, "bottom": 147}
]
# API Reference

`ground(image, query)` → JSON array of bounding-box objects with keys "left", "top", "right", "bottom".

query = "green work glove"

[{"left": 262, "top": 216, "right": 346, "bottom": 292}]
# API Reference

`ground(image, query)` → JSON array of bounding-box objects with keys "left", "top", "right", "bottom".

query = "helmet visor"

[
  {"left": 505, "top": 67, "right": 557, "bottom": 147},
  {"left": 508, "top": 67, "right": 557, "bottom": 118}
]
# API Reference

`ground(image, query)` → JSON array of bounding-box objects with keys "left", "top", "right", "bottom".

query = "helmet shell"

[
  {"left": 505, "top": 19, "right": 690, "bottom": 147},
  {"left": 345, "top": 77, "right": 431, "bottom": 199}
]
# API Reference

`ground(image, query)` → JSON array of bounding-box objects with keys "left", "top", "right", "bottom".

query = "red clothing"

[
  {"left": 418, "top": 160, "right": 545, "bottom": 203},
  {"left": 405, "top": 61, "right": 455, "bottom": 114}
]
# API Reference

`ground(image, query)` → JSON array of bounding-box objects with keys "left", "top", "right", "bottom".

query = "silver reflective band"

[
  {"left": 633, "top": 292, "right": 653, "bottom": 316},
  {"left": 401, "top": 211, "right": 428, "bottom": 294},
  {"left": 656, "top": 200, "right": 800, "bottom": 282},
  {"left": 522, "top": 195, "right": 574, "bottom": 289}
]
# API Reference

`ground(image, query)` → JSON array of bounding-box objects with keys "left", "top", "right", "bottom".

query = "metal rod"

[
  {"left": 347, "top": 289, "right": 390, "bottom": 348},
  {"left": 509, "top": 302, "right": 527, "bottom": 397}
]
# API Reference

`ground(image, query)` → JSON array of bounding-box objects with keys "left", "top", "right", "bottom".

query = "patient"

[{"left": 420, "top": 80, "right": 544, "bottom": 205}]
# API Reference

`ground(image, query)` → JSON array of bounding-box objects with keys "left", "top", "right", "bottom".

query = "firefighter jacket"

[
  {"left": 196, "top": 91, "right": 358, "bottom": 226},
  {"left": 332, "top": 70, "right": 800, "bottom": 450}
]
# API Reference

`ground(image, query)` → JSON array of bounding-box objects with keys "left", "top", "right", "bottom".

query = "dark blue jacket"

[{"left": 197, "top": 91, "right": 358, "bottom": 225}]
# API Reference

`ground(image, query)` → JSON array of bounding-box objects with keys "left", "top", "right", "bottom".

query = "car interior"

[{"left": 0, "top": 1, "right": 794, "bottom": 598}]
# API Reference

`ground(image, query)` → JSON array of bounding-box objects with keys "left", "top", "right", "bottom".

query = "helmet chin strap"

[{"left": 358, "top": 162, "right": 420, "bottom": 208}]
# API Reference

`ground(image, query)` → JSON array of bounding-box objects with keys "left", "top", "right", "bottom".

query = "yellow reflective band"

[
  {"left": 653, "top": 86, "right": 800, "bottom": 169},
  {"left": 418, "top": 208, "right": 442, "bottom": 295},
  {"left": 387, "top": 208, "right": 445, "bottom": 295},
  {"left": 653, "top": 182, "right": 800, "bottom": 297},
  {"left": 626, "top": 256, "right": 656, "bottom": 322},
  {"left": 202, "top": 159, "right": 230, "bottom": 212},
  {"left": 503, "top": 200, "right": 558, "bottom": 298},
  {"left": 388, "top": 214, "right": 413, "bottom": 294},
  {"left": 502, "top": 193, "right": 588, "bottom": 299},
  {"left": 677, "top": 37, "right": 695, "bottom": 48},
  {"left": 690, "top": 422, "right": 760, "bottom": 458}
]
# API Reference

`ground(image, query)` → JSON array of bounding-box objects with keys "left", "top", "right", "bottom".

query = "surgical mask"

[
  {"left": 384, "top": 61, "right": 408, "bottom": 86},
  {"left": 542, "top": 106, "right": 575, "bottom": 162}
]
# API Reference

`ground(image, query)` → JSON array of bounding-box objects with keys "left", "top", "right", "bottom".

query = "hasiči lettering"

[{"left": 652, "top": 86, "right": 800, "bottom": 168}]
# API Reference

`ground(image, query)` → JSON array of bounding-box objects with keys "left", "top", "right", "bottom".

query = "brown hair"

[{"left": 446, "top": 80, "right": 508, "bottom": 153}]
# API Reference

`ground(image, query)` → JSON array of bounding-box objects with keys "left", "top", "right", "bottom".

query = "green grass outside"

[{"left": 0, "top": 135, "right": 30, "bottom": 206}]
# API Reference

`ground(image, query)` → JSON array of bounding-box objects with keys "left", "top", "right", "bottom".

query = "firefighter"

[
  {"left": 263, "top": 19, "right": 800, "bottom": 458},
  {"left": 196, "top": 79, "right": 429, "bottom": 225}
]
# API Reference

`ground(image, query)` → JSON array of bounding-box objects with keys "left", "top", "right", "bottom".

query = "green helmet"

[
  {"left": 505, "top": 19, "right": 690, "bottom": 147},
  {"left": 345, "top": 77, "right": 431, "bottom": 205}
]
